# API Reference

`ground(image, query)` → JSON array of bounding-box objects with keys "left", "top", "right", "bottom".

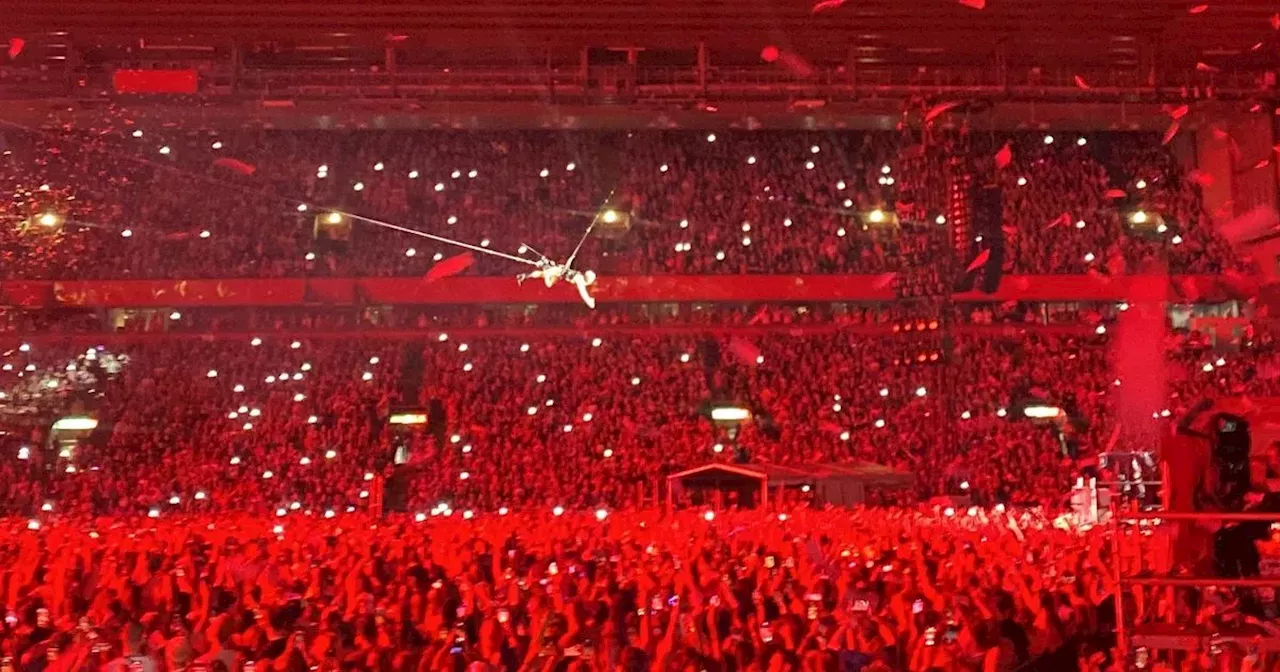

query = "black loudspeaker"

[
  {"left": 1212, "top": 413, "right": 1251, "bottom": 511},
  {"left": 428, "top": 399, "right": 446, "bottom": 446},
  {"left": 972, "top": 184, "right": 1005, "bottom": 294}
]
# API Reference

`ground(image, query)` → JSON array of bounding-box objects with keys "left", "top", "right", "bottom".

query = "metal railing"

[
  {"left": 1112, "top": 509, "right": 1280, "bottom": 661},
  {"left": 2, "top": 61, "right": 1273, "bottom": 101}
]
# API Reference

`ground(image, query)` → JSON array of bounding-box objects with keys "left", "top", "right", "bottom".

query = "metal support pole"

[
  {"left": 1112, "top": 500, "right": 1128, "bottom": 664},
  {"left": 229, "top": 41, "right": 241, "bottom": 94},
  {"left": 697, "top": 41, "right": 708, "bottom": 93}
]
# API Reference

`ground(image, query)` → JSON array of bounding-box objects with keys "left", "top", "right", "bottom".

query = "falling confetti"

[
  {"left": 957, "top": 0, "right": 986, "bottom": 8},
  {"left": 1218, "top": 207, "right": 1280, "bottom": 248},
  {"left": 1254, "top": 158, "right": 1273, "bottom": 170},
  {"left": 1271, "top": 13, "right": 1280, "bottom": 30},
  {"left": 1104, "top": 189, "right": 1127, "bottom": 199},
  {"left": 1106, "top": 250, "right": 1126, "bottom": 276},
  {"left": 1187, "top": 169, "right": 1215, "bottom": 187},
  {"left": 1073, "top": 75, "right": 1090, "bottom": 90},
  {"left": 1169, "top": 104, "right": 1190, "bottom": 120},
  {"left": 872, "top": 273, "right": 896, "bottom": 289},
  {"left": 423, "top": 252, "right": 476, "bottom": 283},
  {"left": 760, "top": 45, "right": 780, "bottom": 63},
  {"left": 994, "top": 142, "right": 1013, "bottom": 170},
  {"left": 212, "top": 157, "right": 257, "bottom": 175},
  {"left": 966, "top": 249, "right": 991, "bottom": 273},
  {"left": 1162, "top": 121, "right": 1180, "bottom": 146},
  {"left": 7, "top": 38, "right": 23, "bottom": 60},
  {"left": 1220, "top": 207, "right": 1280, "bottom": 283},
  {"left": 776, "top": 50, "right": 816, "bottom": 78},
  {"left": 810, "top": 0, "right": 848, "bottom": 13},
  {"left": 924, "top": 101, "right": 963, "bottom": 124},
  {"left": 1195, "top": 62, "right": 1219, "bottom": 73},
  {"left": 1045, "top": 212, "right": 1072, "bottom": 229},
  {"left": 727, "top": 337, "right": 762, "bottom": 365},
  {"left": 1188, "top": 4, "right": 1208, "bottom": 14}
]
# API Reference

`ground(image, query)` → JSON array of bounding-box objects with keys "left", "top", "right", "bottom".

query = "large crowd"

[
  {"left": 2, "top": 123, "right": 1277, "bottom": 670},
  {"left": 0, "top": 129, "right": 1244, "bottom": 280},
  {"left": 0, "top": 507, "right": 1135, "bottom": 672}
]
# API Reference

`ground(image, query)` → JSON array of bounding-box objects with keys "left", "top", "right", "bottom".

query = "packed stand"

[
  {"left": 0, "top": 128, "right": 1242, "bottom": 280},
  {"left": 5, "top": 317, "right": 1266, "bottom": 516},
  {"left": 1, "top": 339, "right": 401, "bottom": 517}
]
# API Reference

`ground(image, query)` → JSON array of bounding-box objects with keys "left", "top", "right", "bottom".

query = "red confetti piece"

[
  {"left": 7, "top": 37, "right": 23, "bottom": 60},
  {"left": 1104, "top": 189, "right": 1127, "bottom": 199},
  {"left": 966, "top": 249, "right": 991, "bottom": 273},
  {"left": 777, "top": 50, "right": 815, "bottom": 78},
  {"left": 957, "top": 0, "right": 986, "bottom": 9},
  {"left": 212, "top": 157, "right": 257, "bottom": 175},
  {"left": 1170, "top": 104, "right": 1190, "bottom": 119},
  {"left": 727, "top": 337, "right": 762, "bottom": 365},
  {"left": 811, "top": 0, "right": 848, "bottom": 13},
  {"left": 1273, "top": 144, "right": 1280, "bottom": 154},
  {"left": 1210, "top": 126, "right": 1228, "bottom": 140},
  {"left": 1073, "top": 75, "right": 1090, "bottom": 90},
  {"left": 1255, "top": 158, "right": 1272, "bottom": 170},
  {"left": 1187, "top": 169, "right": 1215, "bottom": 187},
  {"left": 423, "top": 252, "right": 475, "bottom": 283},
  {"left": 994, "top": 142, "right": 1013, "bottom": 170},
  {"left": 1189, "top": 4, "right": 1208, "bottom": 14},
  {"left": 924, "top": 101, "right": 963, "bottom": 124},
  {"left": 1045, "top": 212, "right": 1072, "bottom": 229},
  {"left": 760, "top": 45, "right": 780, "bottom": 63},
  {"left": 1218, "top": 206, "right": 1279, "bottom": 246},
  {"left": 1195, "top": 62, "right": 1219, "bottom": 73},
  {"left": 1220, "top": 269, "right": 1255, "bottom": 293},
  {"left": 1162, "top": 121, "right": 1180, "bottom": 146},
  {"left": 1271, "top": 13, "right": 1280, "bottom": 30},
  {"left": 1220, "top": 207, "right": 1280, "bottom": 283},
  {"left": 1106, "top": 250, "right": 1126, "bottom": 276},
  {"left": 872, "top": 273, "right": 896, "bottom": 289}
]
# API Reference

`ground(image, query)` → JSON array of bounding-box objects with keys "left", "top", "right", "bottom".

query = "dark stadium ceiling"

[{"left": 7, "top": 0, "right": 1280, "bottom": 69}]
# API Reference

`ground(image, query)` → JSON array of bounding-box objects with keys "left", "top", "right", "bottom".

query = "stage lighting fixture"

[{"left": 861, "top": 208, "right": 899, "bottom": 228}]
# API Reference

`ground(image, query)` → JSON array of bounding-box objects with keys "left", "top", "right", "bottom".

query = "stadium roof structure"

[{"left": 7, "top": 0, "right": 1278, "bottom": 70}]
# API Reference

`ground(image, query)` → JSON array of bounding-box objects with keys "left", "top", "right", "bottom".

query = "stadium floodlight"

[
  {"left": 52, "top": 416, "right": 98, "bottom": 431},
  {"left": 710, "top": 406, "right": 752, "bottom": 422},
  {"left": 1023, "top": 405, "right": 1064, "bottom": 420},
  {"left": 389, "top": 413, "right": 428, "bottom": 425}
]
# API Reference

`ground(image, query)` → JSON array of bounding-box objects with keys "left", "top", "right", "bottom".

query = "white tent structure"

[{"left": 665, "top": 461, "right": 914, "bottom": 512}]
